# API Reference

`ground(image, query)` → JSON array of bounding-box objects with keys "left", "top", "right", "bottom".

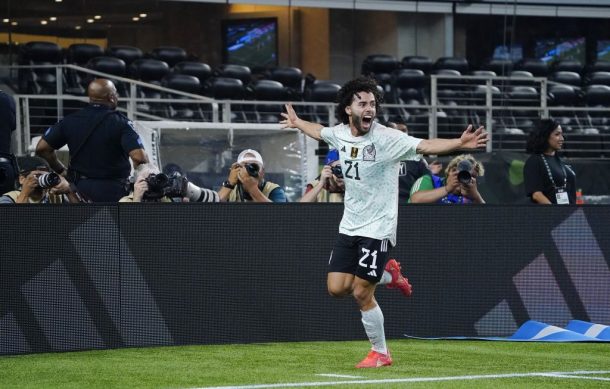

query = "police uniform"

[
  {"left": 0, "top": 90, "right": 16, "bottom": 154},
  {"left": 42, "top": 104, "right": 144, "bottom": 202}
]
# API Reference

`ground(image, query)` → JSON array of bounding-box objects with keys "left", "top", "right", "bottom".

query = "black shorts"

[{"left": 328, "top": 233, "right": 393, "bottom": 283}]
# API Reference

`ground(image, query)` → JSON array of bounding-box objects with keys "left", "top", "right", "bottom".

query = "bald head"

[{"left": 88, "top": 78, "right": 118, "bottom": 108}]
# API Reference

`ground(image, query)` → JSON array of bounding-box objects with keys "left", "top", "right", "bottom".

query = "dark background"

[{"left": 1, "top": 203, "right": 609, "bottom": 355}]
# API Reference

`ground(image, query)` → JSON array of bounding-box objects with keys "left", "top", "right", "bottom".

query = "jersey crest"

[{"left": 363, "top": 144, "right": 376, "bottom": 161}]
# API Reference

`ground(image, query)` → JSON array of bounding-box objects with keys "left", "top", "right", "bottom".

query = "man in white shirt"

[{"left": 281, "top": 77, "right": 488, "bottom": 368}]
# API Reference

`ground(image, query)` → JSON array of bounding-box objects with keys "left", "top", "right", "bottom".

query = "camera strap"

[{"left": 67, "top": 110, "right": 115, "bottom": 179}]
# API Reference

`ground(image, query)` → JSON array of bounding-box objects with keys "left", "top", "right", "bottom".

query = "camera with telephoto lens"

[
  {"left": 37, "top": 172, "right": 61, "bottom": 189},
  {"left": 457, "top": 159, "right": 473, "bottom": 185},
  {"left": 143, "top": 172, "right": 188, "bottom": 201},
  {"left": 330, "top": 165, "right": 343, "bottom": 178},
  {"left": 244, "top": 163, "right": 260, "bottom": 178}
]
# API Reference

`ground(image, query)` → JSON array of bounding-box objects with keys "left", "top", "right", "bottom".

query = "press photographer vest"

[
  {"left": 307, "top": 179, "right": 344, "bottom": 203},
  {"left": 3, "top": 190, "right": 63, "bottom": 204},
  {"left": 228, "top": 181, "right": 279, "bottom": 202}
]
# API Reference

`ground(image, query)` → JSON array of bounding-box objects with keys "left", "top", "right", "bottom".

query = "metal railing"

[{"left": 7, "top": 65, "right": 610, "bottom": 158}]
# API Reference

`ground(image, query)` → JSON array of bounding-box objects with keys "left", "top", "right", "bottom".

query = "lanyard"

[{"left": 540, "top": 154, "right": 566, "bottom": 190}]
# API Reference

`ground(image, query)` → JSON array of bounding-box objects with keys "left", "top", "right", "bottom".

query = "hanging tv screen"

[
  {"left": 221, "top": 18, "right": 278, "bottom": 68},
  {"left": 597, "top": 40, "right": 610, "bottom": 62},
  {"left": 535, "top": 37, "right": 586, "bottom": 64}
]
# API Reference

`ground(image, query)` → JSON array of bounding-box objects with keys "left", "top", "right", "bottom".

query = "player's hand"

[
  {"left": 280, "top": 103, "right": 300, "bottom": 129},
  {"left": 459, "top": 125, "right": 488, "bottom": 149},
  {"left": 49, "top": 176, "right": 71, "bottom": 195}
]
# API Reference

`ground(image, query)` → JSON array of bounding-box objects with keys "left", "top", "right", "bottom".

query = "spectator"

[
  {"left": 524, "top": 119, "right": 576, "bottom": 204},
  {"left": 387, "top": 121, "right": 430, "bottom": 203},
  {"left": 0, "top": 156, "right": 82, "bottom": 204},
  {"left": 409, "top": 154, "right": 485, "bottom": 204},
  {"left": 120, "top": 163, "right": 219, "bottom": 203},
  {"left": 300, "top": 149, "right": 345, "bottom": 203},
  {"left": 219, "top": 149, "right": 287, "bottom": 202},
  {"left": 0, "top": 89, "right": 16, "bottom": 154},
  {"left": 36, "top": 78, "right": 148, "bottom": 202}
]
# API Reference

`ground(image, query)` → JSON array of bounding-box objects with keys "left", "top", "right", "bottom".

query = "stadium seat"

[
  {"left": 162, "top": 74, "right": 206, "bottom": 120},
  {"left": 401, "top": 56, "right": 434, "bottom": 74},
  {"left": 172, "top": 61, "right": 213, "bottom": 94},
  {"left": 305, "top": 81, "right": 341, "bottom": 125},
  {"left": 584, "top": 71, "right": 610, "bottom": 86},
  {"left": 208, "top": 77, "right": 247, "bottom": 122},
  {"left": 585, "top": 60, "right": 610, "bottom": 73},
  {"left": 551, "top": 60, "right": 583, "bottom": 74},
  {"left": 515, "top": 58, "right": 549, "bottom": 77},
  {"left": 548, "top": 84, "right": 581, "bottom": 133},
  {"left": 18, "top": 41, "right": 62, "bottom": 94},
  {"left": 481, "top": 59, "right": 513, "bottom": 76},
  {"left": 251, "top": 79, "right": 288, "bottom": 123},
  {"left": 106, "top": 45, "right": 143, "bottom": 66},
  {"left": 434, "top": 57, "right": 469, "bottom": 74},
  {"left": 129, "top": 59, "right": 171, "bottom": 117},
  {"left": 130, "top": 58, "right": 170, "bottom": 82},
  {"left": 508, "top": 70, "right": 535, "bottom": 87},
  {"left": 217, "top": 64, "right": 252, "bottom": 86},
  {"left": 67, "top": 43, "right": 104, "bottom": 66},
  {"left": 361, "top": 54, "right": 399, "bottom": 92},
  {"left": 507, "top": 86, "right": 540, "bottom": 132},
  {"left": 549, "top": 71, "right": 582, "bottom": 87},
  {"left": 65, "top": 44, "right": 105, "bottom": 95},
  {"left": 270, "top": 67, "right": 303, "bottom": 99},
  {"left": 151, "top": 46, "right": 188, "bottom": 67},
  {"left": 86, "top": 56, "right": 128, "bottom": 96}
]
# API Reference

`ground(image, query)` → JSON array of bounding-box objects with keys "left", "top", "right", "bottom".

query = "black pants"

[{"left": 76, "top": 178, "right": 127, "bottom": 202}]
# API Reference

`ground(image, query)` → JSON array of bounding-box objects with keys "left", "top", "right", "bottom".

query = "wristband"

[{"left": 222, "top": 180, "right": 235, "bottom": 189}]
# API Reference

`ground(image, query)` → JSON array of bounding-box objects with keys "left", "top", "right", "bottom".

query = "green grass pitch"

[{"left": 1, "top": 339, "right": 609, "bottom": 388}]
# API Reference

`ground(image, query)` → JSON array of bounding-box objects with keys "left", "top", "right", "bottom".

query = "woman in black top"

[{"left": 524, "top": 119, "right": 576, "bottom": 204}]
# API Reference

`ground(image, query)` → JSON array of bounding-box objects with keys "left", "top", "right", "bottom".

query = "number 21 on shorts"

[{"left": 358, "top": 248, "right": 378, "bottom": 269}]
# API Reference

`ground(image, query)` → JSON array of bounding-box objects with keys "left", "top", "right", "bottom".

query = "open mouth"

[{"left": 362, "top": 115, "right": 373, "bottom": 127}]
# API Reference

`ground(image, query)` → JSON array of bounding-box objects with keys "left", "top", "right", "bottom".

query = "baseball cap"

[
  {"left": 237, "top": 149, "right": 264, "bottom": 168},
  {"left": 16, "top": 156, "right": 50, "bottom": 175},
  {"left": 325, "top": 149, "right": 339, "bottom": 165}
]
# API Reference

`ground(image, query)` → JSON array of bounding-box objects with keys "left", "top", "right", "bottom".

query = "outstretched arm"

[
  {"left": 280, "top": 103, "right": 323, "bottom": 141},
  {"left": 416, "top": 125, "right": 488, "bottom": 155}
]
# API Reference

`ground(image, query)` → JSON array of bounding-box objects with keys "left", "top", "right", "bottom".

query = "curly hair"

[
  {"left": 445, "top": 154, "right": 485, "bottom": 177},
  {"left": 526, "top": 119, "right": 560, "bottom": 154},
  {"left": 336, "top": 77, "right": 383, "bottom": 124}
]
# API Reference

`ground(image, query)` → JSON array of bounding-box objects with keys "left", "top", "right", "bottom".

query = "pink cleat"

[
  {"left": 355, "top": 350, "right": 393, "bottom": 368},
  {"left": 384, "top": 259, "right": 413, "bottom": 297}
]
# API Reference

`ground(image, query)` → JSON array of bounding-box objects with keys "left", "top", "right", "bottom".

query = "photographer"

[
  {"left": 219, "top": 149, "right": 287, "bottom": 203},
  {"left": 0, "top": 156, "right": 81, "bottom": 204},
  {"left": 120, "top": 164, "right": 219, "bottom": 203},
  {"left": 409, "top": 154, "right": 485, "bottom": 204},
  {"left": 300, "top": 149, "right": 345, "bottom": 203}
]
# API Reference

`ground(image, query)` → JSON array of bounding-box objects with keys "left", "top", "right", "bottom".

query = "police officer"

[
  {"left": 36, "top": 78, "right": 148, "bottom": 202},
  {"left": 0, "top": 89, "right": 16, "bottom": 154}
]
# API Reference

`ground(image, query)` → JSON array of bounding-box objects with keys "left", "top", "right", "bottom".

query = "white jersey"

[{"left": 321, "top": 122, "right": 422, "bottom": 246}]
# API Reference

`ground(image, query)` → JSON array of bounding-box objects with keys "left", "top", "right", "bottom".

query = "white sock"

[
  {"left": 361, "top": 304, "right": 387, "bottom": 355},
  {"left": 379, "top": 271, "right": 392, "bottom": 285}
]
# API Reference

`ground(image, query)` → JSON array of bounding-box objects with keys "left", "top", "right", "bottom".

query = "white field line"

[
  {"left": 315, "top": 374, "right": 363, "bottom": 379},
  {"left": 189, "top": 370, "right": 610, "bottom": 389},
  {"left": 539, "top": 373, "right": 610, "bottom": 381}
]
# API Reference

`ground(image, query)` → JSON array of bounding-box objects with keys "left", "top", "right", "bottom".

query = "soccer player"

[{"left": 280, "top": 77, "right": 487, "bottom": 368}]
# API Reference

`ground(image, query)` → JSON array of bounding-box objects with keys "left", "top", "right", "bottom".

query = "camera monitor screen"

[
  {"left": 535, "top": 37, "right": 586, "bottom": 64},
  {"left": 222, "top": 18, "right": 278, "bottom": 68},
  {"left": 597, "top": 40, "right": 610, "bottom": 62}
]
